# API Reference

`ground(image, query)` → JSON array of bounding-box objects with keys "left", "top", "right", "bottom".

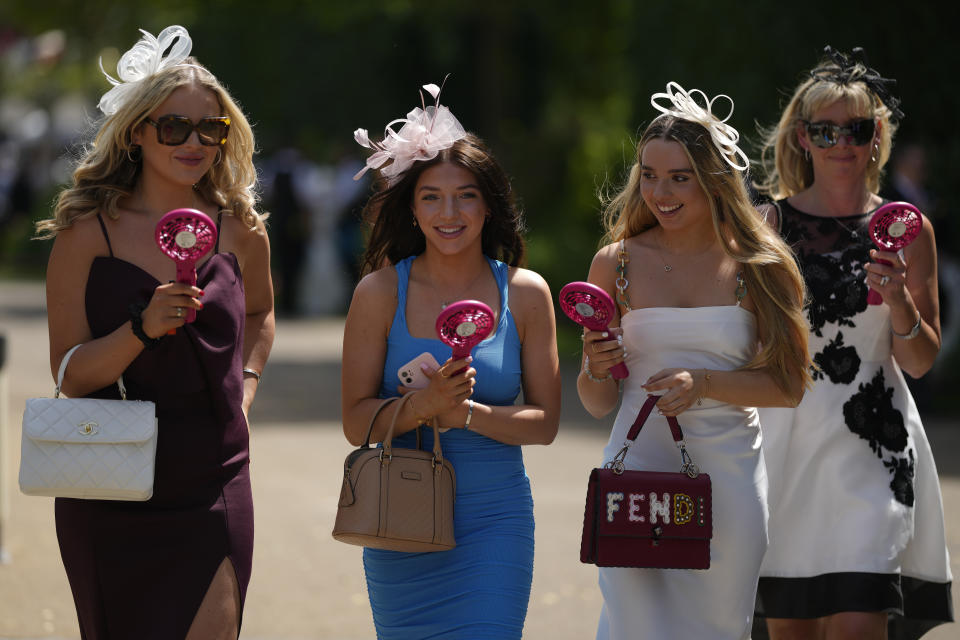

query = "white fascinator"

[
  {"left": 353, "top": 77, "right": 467, "bottom": 184},
  {"left": 650, "top": 81, "right": 749, "bottom": 171},
  {"left": 98, "top": 25, "right": 193, "bottom": 116}
]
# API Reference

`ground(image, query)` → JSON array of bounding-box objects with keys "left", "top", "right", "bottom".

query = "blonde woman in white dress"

[{"left": 577, "top": 83, "right": 813, "bottom": 640}]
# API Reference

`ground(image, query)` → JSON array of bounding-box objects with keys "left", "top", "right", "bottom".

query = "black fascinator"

[{"left": 810, "top": 46, "right": 904, "bottom": 122}]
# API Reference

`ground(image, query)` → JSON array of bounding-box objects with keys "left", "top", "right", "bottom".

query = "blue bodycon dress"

[{"left": 366, "top": 254, "right": 533, "bottom": 640}]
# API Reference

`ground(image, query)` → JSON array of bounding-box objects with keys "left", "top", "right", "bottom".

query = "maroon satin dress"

[{"left": 55, "top": 215, "right": 253, "bottom": 639}]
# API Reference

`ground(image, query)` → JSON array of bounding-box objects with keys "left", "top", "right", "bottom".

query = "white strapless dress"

[{"left": 596, "top": 306, "right": 767, "bottom": 640}]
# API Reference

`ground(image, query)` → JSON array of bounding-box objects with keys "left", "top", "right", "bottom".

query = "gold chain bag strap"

[{"left": 332, "top": 392, "right": 457, "bottom": 552}]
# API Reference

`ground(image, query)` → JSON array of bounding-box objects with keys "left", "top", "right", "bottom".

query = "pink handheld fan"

[
  {"left": 866, "top": 201, "right": 922, "bottom": 305},
  {"left": 155, "top": 208, "right": 217, "bottom": 326},
  {"left": 559, "top": 281, "right": 628, "bottom": 379},
  {"left": 435, "top": 300, "right": 495, "bottom": 375}
]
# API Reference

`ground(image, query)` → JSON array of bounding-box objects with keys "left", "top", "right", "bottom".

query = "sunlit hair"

[
  {"left": 360, "top": 133, "right": 526, "bottom": 275},
  {"left": 756, "top": 63, "right": 897, "bottom": 199},
  {"left": 36, "top": 57, "right": 260, "bottom": 238},
  {"left": 602, "top": 114, "right": 813, "bottom": 396}
]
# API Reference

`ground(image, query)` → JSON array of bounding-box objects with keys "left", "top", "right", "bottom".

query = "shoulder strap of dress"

[
  {"left": 490, "top": 257, "right": 509, "bottom": 309},
  {"left": 615, "top": 239, "right": 632, "bottom": 312},
  {"left": 95, "top": 214, "right": 114, "bottom": 257},
  {"left": 214, "top": 212, "right": 223, "bottom": 254},
  {"left": 394, "top": 256, "right": 412, "bottom": 311}
]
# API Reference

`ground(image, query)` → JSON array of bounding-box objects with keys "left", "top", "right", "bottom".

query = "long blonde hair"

[
  {"left": 36, "top": 57, "right": 260, "bottom": 238},
  {"left": 603, "top": 114, "right": 813, "bottom": 395},
  {"left": 757, "top": 61, "right": 897, "bottom": 200}
]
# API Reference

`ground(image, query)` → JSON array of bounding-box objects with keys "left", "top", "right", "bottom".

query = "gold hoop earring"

[
  {"left": 214, "top": 148, "right": 223, "bottom": 165},
  {"left": 804, "top": 148, "right": 811, "bottom": 162},
  {"left": 126, "top": 145, "right": 142, "bottom": 164}
]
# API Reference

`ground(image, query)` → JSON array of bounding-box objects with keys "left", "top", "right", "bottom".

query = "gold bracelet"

[
  {"left": 408, "top": 393, "right": 427, "bottom": 425},
  {"left": 696, "top": 369, "right": 712, "bottom": 406}
]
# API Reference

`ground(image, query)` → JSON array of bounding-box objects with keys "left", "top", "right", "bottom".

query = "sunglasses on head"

[
  {"left": 803, "top": 118, "right": 875, "bottom": 149},
  {"left": 146, "top": 115, "right": 231, "bottom": 146}
]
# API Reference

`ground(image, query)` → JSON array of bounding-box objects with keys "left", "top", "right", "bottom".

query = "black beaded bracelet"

[{"left": 128, "top": 302, "right": 164, "bottom": 350}]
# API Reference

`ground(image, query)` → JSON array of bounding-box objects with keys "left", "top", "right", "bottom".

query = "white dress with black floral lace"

[{"left": 756, "top": 200, "right": 952, "bottom": 638}]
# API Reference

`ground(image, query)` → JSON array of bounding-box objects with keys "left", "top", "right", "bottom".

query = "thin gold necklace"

[
  {"left": 652, "top": 231, "right": 716, "bottom": 273},
  {"left": 424, "top": 264, "right": 489, "bottom": 309}
]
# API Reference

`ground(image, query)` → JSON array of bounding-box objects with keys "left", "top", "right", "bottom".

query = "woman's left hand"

[
  {"left": 865, "top": 248, "right": 910, "bottom": 307},
  {"left": 641, "top": 368, "right": 705, "bottom": 416}
]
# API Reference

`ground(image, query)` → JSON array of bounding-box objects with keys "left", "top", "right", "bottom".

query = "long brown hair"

[
  {"left": 360, "top": 133, "right": 526, "bottom": 275},
  {"left": 603, "top": 114, "right": 814, "bottom": 396},
  {"left": 36, "top": 57, "right": 260, "bottom": 238}
]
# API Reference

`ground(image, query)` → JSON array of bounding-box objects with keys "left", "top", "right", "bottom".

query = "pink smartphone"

[{"left": 397, "top": 352, "right": 441, "bottom": 389}]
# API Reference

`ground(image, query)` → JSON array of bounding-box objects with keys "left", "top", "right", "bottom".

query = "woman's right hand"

[
  {"left": 399, "top": 356, "right": 476, "bottom": 421},
  {"left": 141, "top": 282, "right": 204, "bottom": 338},
  {"left": 582, "top": 328, "right": 625, "bottom": 378}
]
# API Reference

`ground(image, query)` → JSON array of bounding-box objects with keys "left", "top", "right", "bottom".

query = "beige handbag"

[
  {"left": 19, "top": 344, "right": 158, "bottom": 501},
  {"left": 332, "top": 393, "right": 456, "bottom": 552}
]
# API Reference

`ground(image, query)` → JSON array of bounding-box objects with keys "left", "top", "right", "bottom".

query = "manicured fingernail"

[
  {"left": 601, "top": 331, "right": 609, "bottom": 338},
  {"left": 199, "top": 289, "right": 205, "bottom": 297},
  {"left": 466, "top": 356, "right": 473, "bottom": 363},
  {"left": 168, "top": 280, "right": 175, "bottom": 284},
  {"left": 198, "top": 302, "right": 204, "bottom": 309}
]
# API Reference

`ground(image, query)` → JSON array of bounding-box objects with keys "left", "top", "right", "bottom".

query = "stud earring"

[{"left": 871, "top": 142, "right": 879, "bottom": 163}]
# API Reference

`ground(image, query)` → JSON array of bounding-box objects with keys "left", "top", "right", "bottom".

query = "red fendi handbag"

[{"left": 580, "top": 395, "right": 712, "bottom": 569}]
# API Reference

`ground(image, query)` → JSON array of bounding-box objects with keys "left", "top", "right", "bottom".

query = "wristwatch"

[{"left": 893, "top": 313, "right": 922, "bottom": 340}]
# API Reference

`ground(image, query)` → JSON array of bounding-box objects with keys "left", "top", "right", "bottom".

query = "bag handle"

[
  {"left": 605, "top": 395, "right": 701, "bottom": 478},
  {"left": 55, "top": 344, "right": 129, "bottom": 400},
  {"left": 361, "top": 397, "right": 399, "bottom": 448},
  {"left": 381, "top": 392, "right": 444, "bottom": 468}
]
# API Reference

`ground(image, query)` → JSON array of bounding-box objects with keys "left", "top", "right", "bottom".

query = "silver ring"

[
  {"left": 879, "top": 275, "right": 890, "bottom": 286},
  {"left": 176, "top": 307, "right": 184, "bottom": 318}
]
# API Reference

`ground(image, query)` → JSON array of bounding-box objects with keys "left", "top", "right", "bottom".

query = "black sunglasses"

[
  {"left": 803, "top": 118, "right": 876, "bottom": 149},
  {"left": 146, "top": 115, "right": 231, "bottom": 146}
]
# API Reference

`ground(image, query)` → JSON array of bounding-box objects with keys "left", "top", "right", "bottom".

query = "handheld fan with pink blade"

[
  {"left": 559, "top": 281, "right": 629, "bottom": 379},
  {"left": 867, "top": 201, "right": 922, "bottom": 306},
  {"left": 155, "top": 208, "right": 217, "bottom": 330},
  {"left": 435, "top": 300, "right": 495, "bottom": 375}
]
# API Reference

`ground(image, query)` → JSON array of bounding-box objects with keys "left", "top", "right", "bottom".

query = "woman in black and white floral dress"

[{"left": 753, "top": 47, "right": 952, "bottom": 640}]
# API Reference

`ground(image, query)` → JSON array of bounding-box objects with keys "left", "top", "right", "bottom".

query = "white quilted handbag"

[{"left": 19, "top": 344, "right": 158, "bottom": 501}]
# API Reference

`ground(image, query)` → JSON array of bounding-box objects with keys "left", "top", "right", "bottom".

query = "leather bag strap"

[
  {"left": 381, "top": 392, "right": 443, "bottom": 462},
  {"left": 625, "top": 395, "right": 684, "bottom": 443},
  {"left": 55, "top": 344, "right": 128, "bottom": 400},
  {"left": 361, "top": 397, "right": 399, "bottom": 447},
  {"left": 607, "top": 394, "right": 701, "bottom": 478}
]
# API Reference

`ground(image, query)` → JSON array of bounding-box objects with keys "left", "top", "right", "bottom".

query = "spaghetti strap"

[
  {"left": 214, "top": 212, "right": 223, "bottom": 254},
  {"left": 95, "top": 214, "right": 114, "bottom": 257}
]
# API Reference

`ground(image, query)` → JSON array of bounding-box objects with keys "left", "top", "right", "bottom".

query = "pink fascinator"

[
  {"left": 650, "top": 81, "right": 749, "bottom": 171},
  {"left": 353, "top": 77, "right": 467, "bottom": 184},
  {"left": 98, "top": 25, "right": 193, "bottom": 116}
]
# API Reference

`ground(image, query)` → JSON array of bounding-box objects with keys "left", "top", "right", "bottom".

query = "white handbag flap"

[{"left": 23, "top": 397, "right": 157, "bottom": 444}]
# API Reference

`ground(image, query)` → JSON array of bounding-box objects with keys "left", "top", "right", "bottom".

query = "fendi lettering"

[{"left": 604, "top": 491, "right": 705, "bottom": 527}]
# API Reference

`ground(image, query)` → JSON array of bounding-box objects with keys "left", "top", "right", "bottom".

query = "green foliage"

[{"left": 1, "top": 1, "right": 957, "bottom": 386}]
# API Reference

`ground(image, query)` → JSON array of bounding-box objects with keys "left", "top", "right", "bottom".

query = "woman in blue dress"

[{"left": 340, "top": 80, "right": 562, "bottom": 639}]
